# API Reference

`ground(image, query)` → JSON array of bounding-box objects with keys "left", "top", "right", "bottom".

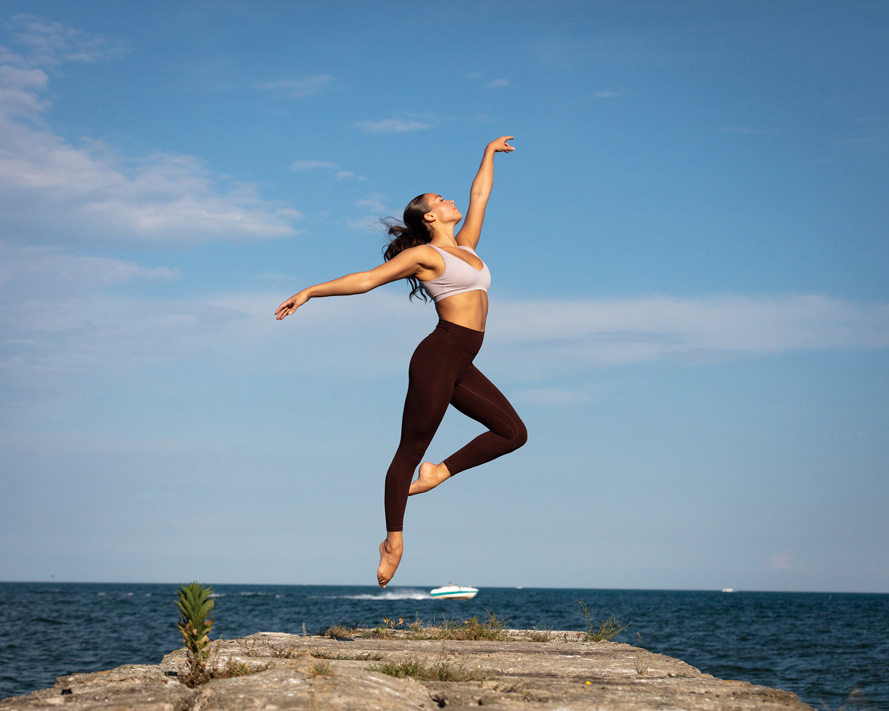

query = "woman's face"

[{"left": 424, "top": 194, "right": 462, "bottom": 225}]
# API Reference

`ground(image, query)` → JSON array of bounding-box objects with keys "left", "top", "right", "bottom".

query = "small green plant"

[
  {"left": 634, "top": 649, "right": 649, "bottom": 675},
  {"left": 322, "top": 623, "right": 357, "bottom": 639},
  {"left": 368, "top": 656, "right": 487, "bottom": 682},
  {"left": 307, "top": 660, "right": 333, "bottom": 677},
  {"left": 176, "top": 582, "right": 215, "bottom": 686},
  {"left": 577, "top": 600, "right": 630, "bottom": 642},
  {"left": 633, "top": 632, "right": 649, "bottom": 675},
  {"left": 384, "top": 615, "right": 404, "bottom": 629},
  {"left": 405, "top": 610, "right": 510, "bottom": 641},
  {"left": 310, "top": 650, "right": 385, "bottom": 661},
  {"left": 523, "top": 627, "right": 552, "bottom": 642},
  {"left": 215, "top": 656, "right": 253, "bottom": 679},
  {"left": 369, "top": 614, "right": 405, "bottom": 638},
  {"left": 237, "top": 637, "right": 305, "bottom": 660}
]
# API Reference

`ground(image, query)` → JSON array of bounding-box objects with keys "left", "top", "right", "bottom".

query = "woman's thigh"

[
  {"left": 450, "top": 365, "right": 524, "bottom": 437},
  {"left": 398, "top": 335, "right": 468, "bottom": 450}
]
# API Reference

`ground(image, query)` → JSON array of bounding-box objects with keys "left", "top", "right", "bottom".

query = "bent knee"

[{"left": 508, "top": 420, "right": 528, "bottom": 451}]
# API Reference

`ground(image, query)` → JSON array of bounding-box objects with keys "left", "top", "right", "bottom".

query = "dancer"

[{"left": 275, "top": 136, "right": 527, "bottom": 586}]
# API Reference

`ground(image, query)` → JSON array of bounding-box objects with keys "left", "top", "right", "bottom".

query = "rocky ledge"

[{"left": 1, "top": 630, "right": 813, "bottom": 710}]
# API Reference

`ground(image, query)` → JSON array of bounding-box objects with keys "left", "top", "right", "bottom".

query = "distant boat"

[
  {"left": 722, "top": 587, "right": 736, "bottom": 593},
  {"left": 430, "top": 584, "right": 478, "bottom": 600}
]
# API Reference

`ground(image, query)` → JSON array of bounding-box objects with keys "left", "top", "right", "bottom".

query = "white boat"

[
  {"left": 722, "top": 587, "right": 736, "bottom": 593},
  {"left": 430, "top": 584, "right": 478, "bottom": 600}
]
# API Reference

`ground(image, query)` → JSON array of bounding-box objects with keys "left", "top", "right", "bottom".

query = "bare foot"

[
  {"left": 409, "top": 461, "right": 451, "bottom": 496},
  {"left": 377, "top": 535, "right": 403, "bottom": 588}
]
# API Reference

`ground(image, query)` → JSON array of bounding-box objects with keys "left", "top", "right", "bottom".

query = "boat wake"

[{"left": 330, "top": 589, "right": 431, "bottom": 601}]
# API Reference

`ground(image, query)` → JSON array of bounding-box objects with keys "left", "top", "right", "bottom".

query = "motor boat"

[{"left": 430, "top": 584, "right": 478, "bottom": 600}]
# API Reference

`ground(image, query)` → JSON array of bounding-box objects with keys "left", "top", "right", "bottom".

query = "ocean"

[{"left": 0, "top": 583, "right": 886, "bottom": 709}]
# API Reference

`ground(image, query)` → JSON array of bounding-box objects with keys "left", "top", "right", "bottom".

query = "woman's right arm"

[{"left": 275, "top": 246, "right": 435, "bottom": 320}]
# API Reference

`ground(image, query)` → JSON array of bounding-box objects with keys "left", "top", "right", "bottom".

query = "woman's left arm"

[{"left": 455, "top": 136, "right": 514, "bottom": 250}]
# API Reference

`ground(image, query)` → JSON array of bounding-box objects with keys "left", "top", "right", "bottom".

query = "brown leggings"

[{"left": 385, "top": 320, "right": 527, "bottom": 532}]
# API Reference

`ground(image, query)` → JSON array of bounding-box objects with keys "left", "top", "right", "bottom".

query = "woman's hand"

[
  {"left": 275, "top": 290, "right": 309, "bottom": 320},
  {"left": 488, "top": 136, "right": 515, "bottom": 154}
]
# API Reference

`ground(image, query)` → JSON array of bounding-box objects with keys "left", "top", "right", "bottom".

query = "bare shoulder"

[{"left": 401, "top": 243, "right": 442, "bottom": 268}]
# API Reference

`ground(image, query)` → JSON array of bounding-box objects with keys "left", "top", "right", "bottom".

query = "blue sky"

[{"left": 1, "top": 1, "right": 887, "bottom": 593}]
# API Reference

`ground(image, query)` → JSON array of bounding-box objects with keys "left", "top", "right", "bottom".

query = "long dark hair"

[{"left": 382, "top": 193, "right": 432, "bottom": 301}]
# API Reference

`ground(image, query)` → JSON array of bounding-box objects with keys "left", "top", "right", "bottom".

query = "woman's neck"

[{"left": 429, "top": 223, "right": 456, "bottom": 245}]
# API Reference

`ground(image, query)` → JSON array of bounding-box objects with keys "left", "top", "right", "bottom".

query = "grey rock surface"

[{"left": 0, "top": 630, "right": 814, "bottom": 710}]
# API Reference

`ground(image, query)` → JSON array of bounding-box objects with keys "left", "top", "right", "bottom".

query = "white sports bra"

[{"left": 420, "top": 245, "right": 491, "bottom": 303}]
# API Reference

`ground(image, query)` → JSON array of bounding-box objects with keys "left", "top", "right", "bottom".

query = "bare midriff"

[{"left": 433, "top": 290, "right": 488, "bottom": 332}]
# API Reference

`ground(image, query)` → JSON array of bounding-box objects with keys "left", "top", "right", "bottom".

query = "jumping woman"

[{"left": 275, "top": 136, "right": 527, "bottom": 587}]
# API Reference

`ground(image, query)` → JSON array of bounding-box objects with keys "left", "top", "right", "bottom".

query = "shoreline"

[{"left": 0, "top": 629, "right": 814, "bottom": 710}]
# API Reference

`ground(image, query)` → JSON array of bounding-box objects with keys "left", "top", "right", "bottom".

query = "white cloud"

[
  {"left": 0, "top": 62, "right": 299, "bottom": 245},
  {"left": 345, "top": 193, "right": 392, "bottom": 230},
  {"left": 4, "top": 288, "right": 888, "bottom": 406},
  {"left": 356, "top": 193, "right": 390, "bottom": 214},
  {"left": 291, "top": 160, "right": 339, "bottom": 171},
  {"left": 0, "top": 65, "right": 49, "bottom": 118},
  {"left": 259, "top": 74, "right": 333, "bottom": 98},
  {"left": 356, "top": 117, "right": 433, "bottom": 133},
  {"left": 488, "top": 78, "right": 509, "bottom": 88},
  {"left": 769, "top": 552, "right": 793, "bottom": 571},
  {"left": 275, "top": 208, "right": 305, "bottom": 220},
  {"left": 9, "top": 14, "right": 123, "bottom": 66},
  {"left": 0, "top": 242, "right": 179, "bottom": 295},
  {"left": 486, "top": 294, "right": 889, "bottom": 376},
  {"left": 290, "top": 160, "right": 363, "bottom": 181},
  {"left": 0, "top": 43, "right": 24, "bottom": 65},
  {"left": 346, "top": 216, "right": 382, "bottom": 231}
]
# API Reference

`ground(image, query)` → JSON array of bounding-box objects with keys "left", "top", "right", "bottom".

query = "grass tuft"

[
  {"left": 405, "top": 610, "right": 510, "bottom": 641},
  {"left": 368, "top": 656, "right": 488, "bottom": 682},
  {"left": 310, "top": 650, "right": 386, "bottom": 661},
  {"left": 577, "top": 600, "right": 630, "bottom": 642},
  {"left": 322, "top": 624, "right": 358, "bottom": 639},
  {"left": 307, "top": 660, "right": 332, "bottom": 677},
  {"left": 523, "top": 627, "right": 553, "bottom": 642}
]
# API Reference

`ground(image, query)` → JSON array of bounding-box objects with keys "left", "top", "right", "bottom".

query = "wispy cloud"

[
  {"left": 356, "top": 117, "right": 433, "bottom": 133},
  {"left": 344, "top": 193, "right": 392, "bottom": 231},
  {"left": 356, "top": 193, "right": 389, "bottom": 214},
  {"left": 0, "top": 242, "right": 179, "bottom": 295},
  {"left": 290, "top": 159, "right": 363, "bottom": 180},
  {"left": 488, "top": 78, "right": 509, "bottom": 88},
  {"left": 487, "top": 294, "right": 889, "bottom": 376},
  {"left": 767, "top": 552, "right": 822, "bottom": 576},
  {"left": 0, "top": 65, "right": 49, "bottom": 118},
  {"left": 594, "top": 89, "right": 626, "bottom": 99},
  {"left": 769, "top": 552, "right": 793, "bottom": 571},
  {"left": 9, "top": 14, "right": 123, "bottom": 66},
  {"left": 291, "top": 160, "right": 339, "bottom": 171},
  {"left": 0, "top": 34, "right": 300, "bottom": 245},
  {"left": 5, "top": 289, "right": 887, "bottom": 405},
  {"left": 259, "top": 74, "right": 333, "bottom": 98}
]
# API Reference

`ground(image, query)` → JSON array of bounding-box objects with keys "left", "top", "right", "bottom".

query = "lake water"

[{"left": 0, "top": 583, "right": 886, "bottom": 709}]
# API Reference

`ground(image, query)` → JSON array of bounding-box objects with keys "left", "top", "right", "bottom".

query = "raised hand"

[{"left": 488, "top": 136, "right": 515, "bottom": 153}]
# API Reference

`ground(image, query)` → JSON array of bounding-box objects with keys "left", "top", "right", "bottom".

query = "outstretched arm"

[
  {"left": 455, "top": 136, "right": 514, "bottom": 250},
  {"left": 275, "top": 247, "right": 434, "bottom": 320}
]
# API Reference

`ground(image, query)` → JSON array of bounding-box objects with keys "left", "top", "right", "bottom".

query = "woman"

[{"left": 275, "top": 136, "right": 527, "bottom": 587}]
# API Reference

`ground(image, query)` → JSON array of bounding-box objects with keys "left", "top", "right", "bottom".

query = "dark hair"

[{"left": 382, "top": 193, "right": 433, "bottom": 301}]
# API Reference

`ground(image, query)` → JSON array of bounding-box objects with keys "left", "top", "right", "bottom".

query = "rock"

[{"left": 0, "top": 630, "right": 814, "bottom": 711}]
